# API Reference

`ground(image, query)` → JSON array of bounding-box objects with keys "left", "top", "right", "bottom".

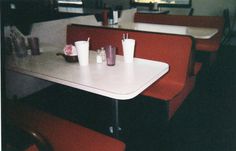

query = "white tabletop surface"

[
  {"left": 6, "top": 44, "right": 169, "bottom": 100},
  {"left": 104, "top": 22, "right": 218, "bottom": 39}
]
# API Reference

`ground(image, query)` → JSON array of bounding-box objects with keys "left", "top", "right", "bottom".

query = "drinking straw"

[{"left": 122, "top": 34, "right": 125, "bottom": 40}]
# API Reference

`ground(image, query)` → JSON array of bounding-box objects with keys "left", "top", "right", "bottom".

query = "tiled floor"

[{"left": 13, "top": 45, "right": 236, "bottom": 151}]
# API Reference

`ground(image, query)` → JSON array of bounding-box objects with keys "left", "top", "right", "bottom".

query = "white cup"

[
  {"left": 75, "top": 41, "right": 89, "bottom": 66},
  {"left": 122, "top": 39, "right": 135, "bottom": 63}
]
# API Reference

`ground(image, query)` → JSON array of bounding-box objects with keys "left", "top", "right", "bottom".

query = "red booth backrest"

[{"left": 67, "top": 24, "right": 193, "bottom": 86}]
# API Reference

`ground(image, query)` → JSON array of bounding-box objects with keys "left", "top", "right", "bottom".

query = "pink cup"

[{"left": 105, "top": 45, "right": 116, "bottom": 66}]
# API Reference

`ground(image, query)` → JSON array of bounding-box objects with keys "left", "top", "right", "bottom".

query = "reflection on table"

[{"left": 103, "top": 22, "right": 218, "bottom": 39}]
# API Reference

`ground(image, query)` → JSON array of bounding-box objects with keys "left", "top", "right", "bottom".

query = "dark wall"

[{"left": 2, "top": 0, "right": 58, "bottom": 34}]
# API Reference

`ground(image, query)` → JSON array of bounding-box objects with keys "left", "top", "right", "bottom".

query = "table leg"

[{"left": 109, "top": 99, "right": 121, "bottom": 138}]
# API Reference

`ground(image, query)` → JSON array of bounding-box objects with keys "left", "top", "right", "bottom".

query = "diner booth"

[{"left": 3, "top": 1, "right": 235, "bottom": 151}]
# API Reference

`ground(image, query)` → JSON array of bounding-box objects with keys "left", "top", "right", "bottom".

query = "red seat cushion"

[
  {"left": 142, "top": 80, "right": 184, "bottom": 101},
  {"left": 7, "top": 104, "right": 126, "bottom": 151},
  {"left": 25, "top": 145, "right": 39, "bottom": 151}
]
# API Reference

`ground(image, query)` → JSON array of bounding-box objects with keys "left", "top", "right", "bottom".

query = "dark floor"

[
  {"left": 13, "top": 45, "right": 236, "bottom": 151},
  {"left": 168, "top": 45, "right": 236, "bottom": 151}
]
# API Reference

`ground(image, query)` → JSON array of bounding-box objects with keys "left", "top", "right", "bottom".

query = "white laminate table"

[
  {"left": 6, "top": 44, "right": 169, "bottom": 137},
  {"left": 105, "top": 22, "right": 218, "bottom": 39}
]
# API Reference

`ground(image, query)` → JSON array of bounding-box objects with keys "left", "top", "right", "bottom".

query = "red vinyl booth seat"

[
  {"left": 7, "top": 103, "right": 126, "bottom": 151},
  {"left": 67, "top": 24, "right": 195, "bottom": 119},
  {"left": 25, "top": 145, "right": 39, "bottom": 151}
]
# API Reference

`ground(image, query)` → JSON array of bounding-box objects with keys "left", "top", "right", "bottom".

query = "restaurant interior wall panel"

[{"left": 30, "top": 15, "right": 101, "bottom": 49}]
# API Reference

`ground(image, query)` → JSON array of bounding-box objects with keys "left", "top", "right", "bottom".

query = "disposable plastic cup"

[
  {"left": 13, "top": 37, "right": 27, "bottom": 57},
  {"left": 122, "top": 39, "right": 135, "bottom": 63},
  {"left": 105, "top": 45, "right": 116, "bottom": 66},
  {"left": 75, "top": 41, "right": 89, "bottom": 66},
  {"left": 28, "top": 37, "right": 40, "bottom": 55}
]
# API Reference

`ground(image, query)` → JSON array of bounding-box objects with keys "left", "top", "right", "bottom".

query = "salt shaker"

[
  {"left": 96, "top": 49, "right": 102, "bottom": 63},
  {"left": 100, "top": 47, "right": 106, "bottom": 62}
]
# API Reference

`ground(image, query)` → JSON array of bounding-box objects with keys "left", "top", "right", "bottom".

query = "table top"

[
  {"left": 137, "top": 10, "right": 170, "bottom": 14},
  {"left": 6, "top": 44, "right": 169, "bottom": 100},
  {"left": 58, "top": 7, "right": 103, "bottom": 14},
  {"left": 103, "top": 22, "right": 218, "bottom": 39}
]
